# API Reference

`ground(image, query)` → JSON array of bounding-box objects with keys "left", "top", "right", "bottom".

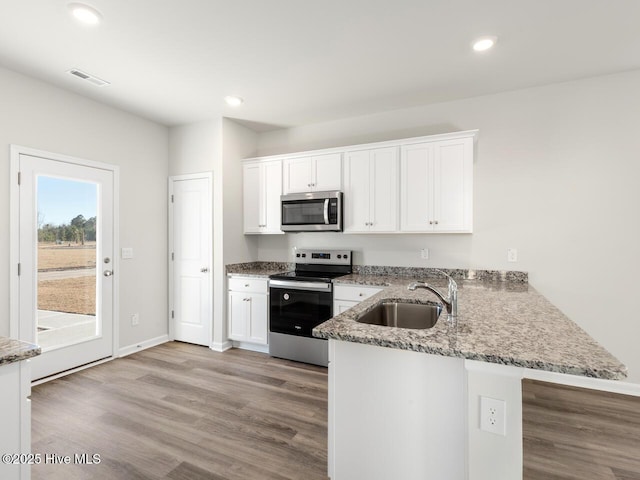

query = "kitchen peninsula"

[
  {"left": 227, "top": 262, "right": 627, "bottom": 479},
  {"left": 0, "top": 337, "right": 40, "bottom": 480},
  {"left": 313, "top": 268, "right": 625, "bottom": 480}
]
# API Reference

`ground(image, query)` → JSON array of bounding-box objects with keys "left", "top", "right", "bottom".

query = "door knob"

[{"left": 103, "top": 270, "right": 113, "bottom": 277}]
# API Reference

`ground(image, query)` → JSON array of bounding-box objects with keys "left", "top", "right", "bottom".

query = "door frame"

[
  {"left": 9, "top": 145, "right": 120, "bottom": 360},
  {"left": 168, "top": 172, "right": 213, "bottom": 345}
]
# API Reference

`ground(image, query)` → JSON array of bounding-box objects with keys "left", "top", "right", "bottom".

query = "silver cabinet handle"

[
  {"left": 103, "top": 270, "right": 113, "bottom": 277},
  {"left": 201, "top": 267, "right": 209, "bottom": 273}
]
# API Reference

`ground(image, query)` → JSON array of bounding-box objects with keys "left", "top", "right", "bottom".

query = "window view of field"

[
  {"left": 37, "top": 204, "right": 99, "bottom": 351},
  {"left": 38, "top": 242, "right": 96, "bottom": 315}
]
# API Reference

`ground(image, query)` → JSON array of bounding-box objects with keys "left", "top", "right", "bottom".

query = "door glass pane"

[{"left": 36, "top": 176, "right": 99, "bottom": 351}]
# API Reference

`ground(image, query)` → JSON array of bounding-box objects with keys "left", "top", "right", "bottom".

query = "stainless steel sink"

[{"left": 356, "top": 302, "right": 443, "bottom": 329}]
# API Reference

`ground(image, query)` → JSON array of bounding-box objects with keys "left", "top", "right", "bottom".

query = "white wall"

[
  {"left": 168, "top": 118, "right": 257, "bottom": 350},
  {"left": 221, "top": 118, "right": 259, "bottom": 265},
  {"left": 255, "top": 70, "right": 640, "bottom": 383},
  {"left": 0, "top": 66, "right": 169, "bottom": 349}
]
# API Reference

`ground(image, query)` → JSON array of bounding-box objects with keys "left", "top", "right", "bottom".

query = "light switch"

[{"left": 121, "top": 247, "right": 134, "bottom": 259}]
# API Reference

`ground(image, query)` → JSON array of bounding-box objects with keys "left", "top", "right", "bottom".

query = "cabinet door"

[
  {"left": 243, "top": 164, "right": 262, "bottom": 234},
  {"left": 313, "top": 153, "right": 342, "bottom": 191},
  {"left": 432, "top": 138, "right": 473, "bottom": 232},
  {"left": 263, "top": 161, "right": 283, "bottom": 234},
  {"left": 228, "top": 292, "right": 248, "bottom": 341},
  {"left": 247, "top": 294, "right": 268, "bottom": 345},
  {"left": 283, "top": 157, "right": 312, "bottom": 193},
  {"left": 400, "top": 143, "right": 433, "bottom": 232},
  {"left": 334, "top": 299, "right": 359, "bottom": 315},
  {"left": 343, "top": 150, "right": 371, "bottom": 233},
  {"left": 370, "top": 147, "right": 398, "bottom": 232}
]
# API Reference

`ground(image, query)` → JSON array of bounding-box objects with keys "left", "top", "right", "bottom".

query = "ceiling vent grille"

[{"left": 67, "top": 68, "right": 110, "bottom": 87}]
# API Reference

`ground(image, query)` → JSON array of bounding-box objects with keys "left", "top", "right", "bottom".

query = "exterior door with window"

[{"left": 12, "top": 148, "right": 116, "bottom": 380}]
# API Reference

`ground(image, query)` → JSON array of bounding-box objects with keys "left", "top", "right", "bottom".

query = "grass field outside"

[{"left": 38, "top": 242, "right": 96, "bottom": 315}]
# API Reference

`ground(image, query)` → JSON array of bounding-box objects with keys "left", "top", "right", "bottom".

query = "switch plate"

[
  {"left": 421, "top": 248, "right": 429, "bottom": 260},
  {"left": 480, "top": 396, "right": 506, "bottom": 436},
  {"left": 131, "top": 313, "right": 139, "bottom": 326},
  {"left": 507, "top": 248, "right": 518, "bottom": 262},
  {"left": 122, "top": 247, "right": 134, "bottom": 259}
]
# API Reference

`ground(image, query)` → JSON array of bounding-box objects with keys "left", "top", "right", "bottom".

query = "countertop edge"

[{"left": 0, "top": 337, "right": 42, "bottom": 367}]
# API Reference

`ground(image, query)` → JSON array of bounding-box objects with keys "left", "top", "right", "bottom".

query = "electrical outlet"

[
  {"left": 480, "top": 396, "right": 506, "bottom": 435},
  {"left": 507, "top": 248, "right": 518, "bottom": 262},
  {"left": 131, "top": 313, "right": 139, "bottom": 326},
  {"left": 420, "top": 248, "right": 429, "bottom": 260}
]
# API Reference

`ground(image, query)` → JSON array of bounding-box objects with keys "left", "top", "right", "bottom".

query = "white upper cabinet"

[
  {"left": 344, "top": 147, "right": 398, "bottom": 233},
  {"left": 400, "top": 137, "right": 473, "bottom": 233},
  {"left": 283, "top": 153, "right": 342, "bottom": 193},
  {"left": 243, "top": 160, "right": 283, "bottom": 234},
  {"left": 243, "top": 130, "right": 476, "bottom": 235}
]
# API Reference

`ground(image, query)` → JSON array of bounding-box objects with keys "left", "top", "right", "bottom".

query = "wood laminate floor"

[
  {"left": 31, "top": 342, "right": 329, "bottom": 480},
  {"left": 523, "top": 379, "right": 640, "bottom": 480}
]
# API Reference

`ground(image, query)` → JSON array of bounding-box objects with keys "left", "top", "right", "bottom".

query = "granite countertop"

[
  {"left": 0, "top": 337, "right": 41, "bottom": 366},
  {"left": 314, "top": 274, "right": 627, "bottom": 380},
  {"left": 226, "top": 261, "right": 291, "bottom": 278}
]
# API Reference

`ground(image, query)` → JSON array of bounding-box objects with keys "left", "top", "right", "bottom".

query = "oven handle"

[
  {"left": 323, "top": 198, "right": 329, "bottom": 225},
  {"left": 269, "top": 279, "right": 332, "bottom": 292}
]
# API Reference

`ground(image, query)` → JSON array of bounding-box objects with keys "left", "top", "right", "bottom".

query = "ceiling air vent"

[{"left": 67, "top": 68, "right": 110, "bottom": 87}]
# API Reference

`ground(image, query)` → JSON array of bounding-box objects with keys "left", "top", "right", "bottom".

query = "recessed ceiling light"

[
  {"left": 224, "top": 95, "right": 244, "bottom": 107},
  {"left": 68, "top": 3, "right": 102, "bottom": 25},
  {"left": 472, "top": 36, "right": 498, "bottom": 52}
]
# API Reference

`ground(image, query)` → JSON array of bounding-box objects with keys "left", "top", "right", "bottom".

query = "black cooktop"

[{"left": 269, "top": 270, "right": 349, "bottom": 283}]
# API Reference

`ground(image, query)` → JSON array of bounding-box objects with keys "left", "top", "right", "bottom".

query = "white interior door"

[
  {"left": 13, "top": 150, "right": 116, "bottom": 381},
  {"left": 169, "top": 174, "right": 212, "bottom": 346}
]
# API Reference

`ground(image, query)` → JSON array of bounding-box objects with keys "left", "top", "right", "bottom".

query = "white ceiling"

[{"left": 0, "top": 0, "right": 639, "bottom": 130}]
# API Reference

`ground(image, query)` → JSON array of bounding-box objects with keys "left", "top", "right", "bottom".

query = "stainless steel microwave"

[{"left": 280, "top": 191, "right": 343, "bottom": 232}]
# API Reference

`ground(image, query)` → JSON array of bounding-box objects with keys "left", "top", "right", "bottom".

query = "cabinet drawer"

[
  {"left": 228, "top": 277, "right": 268, "bottom": 294},
  {"left": 334, "top": 285, "right": 383, "bottom": 302}
]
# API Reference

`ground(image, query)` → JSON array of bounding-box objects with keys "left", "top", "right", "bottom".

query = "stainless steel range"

[{"left": 269, "top": 249, "right": 352, "bottom": 366}]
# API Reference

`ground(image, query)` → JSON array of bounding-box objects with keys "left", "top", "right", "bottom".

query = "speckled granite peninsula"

[
  {"left": 0, "top": 336, "right": 41, "bottom": 366},
  {"left": 314, "top": 268, "right": 627, "bottom": 380},
  {"left": 224, "top": 262, "right": 626, "bottom": 379}
]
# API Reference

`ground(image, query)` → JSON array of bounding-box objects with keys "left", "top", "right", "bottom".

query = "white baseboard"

[
  {"left": 118, "top": 334, "right": 170, "bottom": 357},
  {"left": 524, "top": 368, "right": 640, "bottom": 396},
  {"left": 230, "top": 341, "right": 269, "bottom": 354},
  {"left": 210, "top": 340, "right": 233, "bottom": 352}
]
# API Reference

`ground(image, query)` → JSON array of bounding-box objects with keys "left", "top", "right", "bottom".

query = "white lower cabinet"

[
  {"left": 228, "top": 277, "right": 269, "bottom": 350},
  {"left": 333, "top": 285, "right": 383, "bottom": 315},
  {"left": 0, "top": 360, "right": 32, "bottom": 480}
]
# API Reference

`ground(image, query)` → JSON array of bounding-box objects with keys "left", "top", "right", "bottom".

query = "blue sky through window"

[{"left": 37, "top": 176, "right": 97, "bottom": 227}]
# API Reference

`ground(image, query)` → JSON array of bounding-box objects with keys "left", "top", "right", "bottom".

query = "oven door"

[
  {"left": 269, "top": 280, "right": 333, "bottom": 336},
  {"left": 280, "top": 191, "right": 342, "bottom": 232}
]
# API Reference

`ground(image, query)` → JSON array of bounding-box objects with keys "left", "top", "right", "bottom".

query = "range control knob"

[
  {"left": 344, "top": 254, "right": 349, "bottom": 259},
  {"left": 296, "top": 253, "right": 300, "bottom": 257},
  {"left": 302, "top": 253, "right": 306, "bottom": 258},
  {"left": 337, "top": 254, "right": 342, "bottom": 259}
]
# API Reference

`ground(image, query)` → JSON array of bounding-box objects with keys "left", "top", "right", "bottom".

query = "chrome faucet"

[{"left": 408, "top": 271, "right": 458, "bottom": 320}]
